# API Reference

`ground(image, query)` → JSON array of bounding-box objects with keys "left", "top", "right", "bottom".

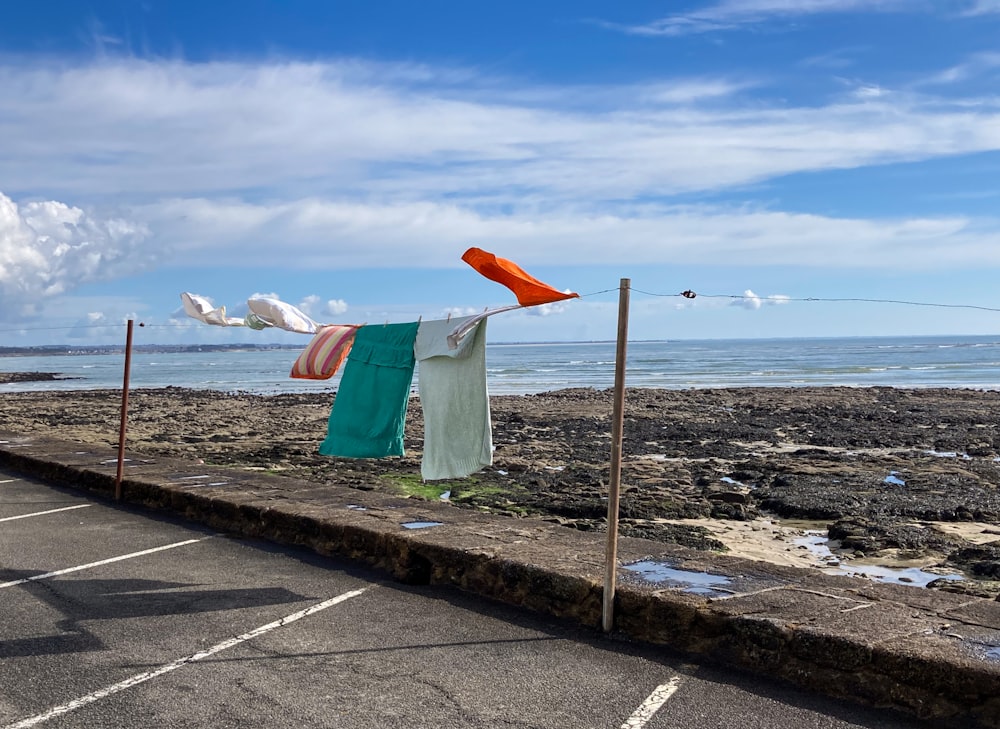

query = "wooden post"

[
  {"left": 602, "top": 278, "right": 630, "bottom": 633},
  {"left": 115, "top": 319, "right": 135, "bottom": 500}
]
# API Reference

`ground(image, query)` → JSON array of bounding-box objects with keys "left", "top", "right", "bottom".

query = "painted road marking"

[
  {"left": 0, "top": 504, "right": 92, "bottom": 523},
  {"left": 2, "top": 588, "right": 369, "bottom": 729},
  {"left": 0, "top": 479, "right": 19, "bottom": 484},
  {"left": 621, "top": 677, "right": 682, "bottom": 729},
  {"left": 0, "top": 538, "right": 211, "bottom": 589}
]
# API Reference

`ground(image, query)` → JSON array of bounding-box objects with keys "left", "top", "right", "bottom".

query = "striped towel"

[{"left": 290, "top": 325, "right": 360, "bottom": 380}]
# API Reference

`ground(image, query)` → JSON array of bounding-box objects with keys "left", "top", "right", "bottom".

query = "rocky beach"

[{"left": 2, "top": 374, "right": 999, "bottom": 597}]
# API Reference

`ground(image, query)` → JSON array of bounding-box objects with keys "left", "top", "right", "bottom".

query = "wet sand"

[{"left": 1, "top": 380, "right": 998, "bottom": 595}]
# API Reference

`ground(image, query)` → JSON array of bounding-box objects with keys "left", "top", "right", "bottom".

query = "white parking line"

[
  {"left": 3, "top": 587, "right": 369, "bottom": 729},
  {"left": 621, "top": 677, "right": 682, "bottom": 729},
  {"left": 0, "top": 538, "right": 211, "bottom": 589},
  {"left": 0, "top": 504, "right": 92, "bottom": 523}
]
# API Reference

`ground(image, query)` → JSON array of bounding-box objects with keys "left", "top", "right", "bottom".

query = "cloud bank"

[
  {"left": 3, "top": 58, "right": 1000, "bottom": 206},
  {"left": 2, "top": 51, "right": 1000, "bottom": 305},
  {"left": 139, "top": 197, "right": 994, "bottom": 271}
]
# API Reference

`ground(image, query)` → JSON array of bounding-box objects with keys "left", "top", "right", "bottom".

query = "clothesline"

[
  {"left": 181, "top": 246, "right": 579, "bottom": 335},
  {"left": 8, "top": 283, "right": 995, "bottom": 338}
]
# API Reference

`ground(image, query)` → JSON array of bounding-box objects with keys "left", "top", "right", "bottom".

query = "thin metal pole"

[
  {"left": 602, "top": 278, "right": 630, "bottom": 633},
  {"left": 115, "top": 319, "right": 135, "bottom": 500}
]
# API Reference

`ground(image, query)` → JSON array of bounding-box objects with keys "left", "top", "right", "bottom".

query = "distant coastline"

[{"left": 4, "top": 333, "right": 998, "bottom": 359}]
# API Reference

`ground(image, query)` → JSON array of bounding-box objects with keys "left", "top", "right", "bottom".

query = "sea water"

[{"left": 2, "top": 335, "right": 1000, "bottom": 395}]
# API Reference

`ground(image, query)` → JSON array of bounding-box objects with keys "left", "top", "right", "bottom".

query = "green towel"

[{"left": 319, "top": 322, "right": 419, "bottom": 458}]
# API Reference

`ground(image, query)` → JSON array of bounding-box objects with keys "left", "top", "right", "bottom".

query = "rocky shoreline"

[
  {"left": 0, "top": 371, "right": 78, "bottom": 384},
  {"left": 1, "top": 378, "right": 998, "bottom": 597}
]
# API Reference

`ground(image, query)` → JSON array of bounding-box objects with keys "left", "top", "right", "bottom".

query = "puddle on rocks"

[
  {"left": 401, "top": 521, "right": 444, "bottom": 529},
  {"left": 884, "top": 471, "right": 906, "bottom": 486},
  {"left": 720, "top": 476, "right": 750, "bottom": 488},
  {"left": 623, "top": 560, "right": 733, "bottom": 597},
  {"left": 959, "top": 639, "right": 1000, "bottom": 663},
  {"left": 796, "top": 531, "right": 965, "bottom": 587}
]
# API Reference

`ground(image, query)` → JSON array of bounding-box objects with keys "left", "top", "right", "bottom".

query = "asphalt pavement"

[
  {"left": 1, "top": 433, "right": 999, "bottom": 728},
  {"left": 0, "top": 468, "right": 940, "bottom": 728}
]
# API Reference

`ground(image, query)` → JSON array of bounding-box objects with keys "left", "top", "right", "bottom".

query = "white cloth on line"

[
  {"left": 180, "top": 292, "right": 245, "bottom": 327},
  {"left": 414, "top": 315, "right": 492, "bottom": 481},
  {"left": 246, "top": 297, "right": 319, "bottom": 334},
  {"left": 446, "top": 305, "right": 522, "bottom": 349}
]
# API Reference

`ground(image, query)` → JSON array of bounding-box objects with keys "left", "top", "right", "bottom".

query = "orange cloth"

[{"left": 461, "top": 247, "right": 579, "bottom": 307}]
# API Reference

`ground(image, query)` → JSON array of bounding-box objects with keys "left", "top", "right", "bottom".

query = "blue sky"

[{"left": 3, "top": 0, "right": 1000, "bottom": 346}]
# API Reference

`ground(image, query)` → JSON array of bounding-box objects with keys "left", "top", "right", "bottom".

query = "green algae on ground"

[
  {"left": 382, "top": 473, "right": 455, "bottom": 501},
  {"left": 381, "top": 472, "right": 536, "bottom": 515}
]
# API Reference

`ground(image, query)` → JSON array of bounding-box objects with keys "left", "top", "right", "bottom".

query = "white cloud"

[
  {"left": 917, "top": 52, "right": 1000, "bottom": 86},
  {"left": 524, "top": 300, "right": 572, "bottom": 317},
  {"left": 729, "top": 290, "right": 791, "bottom": 310},
  {"left": 853, "top": 84, "right": 886, "bottom": 99},
  {"left": 325, "top": 298, "right": 349, "bottom": 316},
  {"left": 609, "top": 0, "right": 915, "bottom": 36},
  {"left": 296, "top": 294, "right": 321, "bottom": 314},
  {"left": 733, "top": 289, "right": 763, "bottom": 310},
  {"left": 961, "top": 0, "right": 1000, "bottom": 15},
  {"left": 3, "top": 58, "right": 1000, "bottom": 210},
  {"left": 638, "top": 79, "right": 755, "bottom": 104},
  {"left": 133, "top": 196, "right": 1000, "bottom": 272},
  {"left": 0, "top": 192, "right": 150, "bottom": 320}
]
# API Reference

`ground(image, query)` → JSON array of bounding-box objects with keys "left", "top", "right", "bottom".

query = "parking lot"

[{"left": 0, "top": 467, "right": 932, "bottom": 728}]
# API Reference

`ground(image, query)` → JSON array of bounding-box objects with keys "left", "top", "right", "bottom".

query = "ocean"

[{"left": 3, "top": 335, "right": 1000, "bottom": 396}]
